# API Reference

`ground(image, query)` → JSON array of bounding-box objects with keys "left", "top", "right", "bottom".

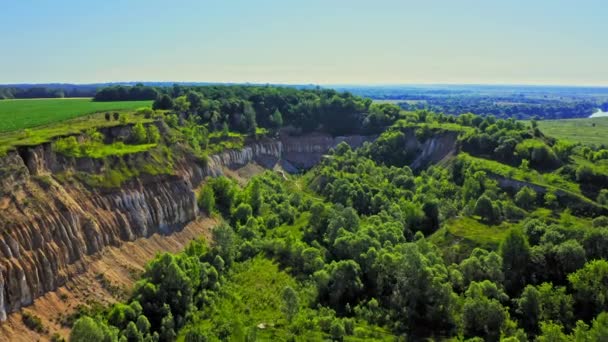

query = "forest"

[{"left": 58, "top": 84, "right": 608, "bottom": 342}]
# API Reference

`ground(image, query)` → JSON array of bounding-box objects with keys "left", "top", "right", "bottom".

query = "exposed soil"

[{"left": 0, "top": 217, "right": 217, "bottom": 342}]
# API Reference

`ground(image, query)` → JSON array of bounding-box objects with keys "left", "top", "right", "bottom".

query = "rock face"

[
  {"left": 0, "top": 132, "right": 373, "bottom": 320},
  {"left": 409, "top": 131, "right": 459, "bottom": 170}
]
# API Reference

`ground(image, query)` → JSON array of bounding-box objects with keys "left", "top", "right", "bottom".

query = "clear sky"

[{"left": 1, "top": 0, "right": 607, "bottom": 85}]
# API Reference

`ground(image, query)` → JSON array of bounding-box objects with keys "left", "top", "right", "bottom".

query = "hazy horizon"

[{"left": 2, "top": 0, "right": 607, "bottom": 86}]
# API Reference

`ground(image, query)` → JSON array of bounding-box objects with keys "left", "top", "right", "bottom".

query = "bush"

[
  {"left": 147, "top": 125, "right": 161, "bottom": 143},
  {"left": 136, "top": 107, "right": 154, "bottom": 118},
  {"left": 198, "top": 185, "right": 215, "bottom": 215},
  {"left": 515, "top": 186, "right": 537, "bottom": 210},
  {"left": 132, "top": 122, "right": 148, "bottom": 144},
  {"left": 22, "top": 311, "right": 47, "bottom": 333},
  {"left": 593, "top": 216, "right": 608, "bottom": 228}
]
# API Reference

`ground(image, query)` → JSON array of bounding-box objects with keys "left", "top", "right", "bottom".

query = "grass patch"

[
  {"left": 0, "top": 111, "right": 154, "bottom": 155},
  {"left": 0, "top": 98, "right": 152, "bottom": 133},
  {"left": 181, "top": 256, "right": 393, "bottom": 341},
  {"left": 526, "top": 117, "right": 608, "bottom": 146},
  {"left": 430, "top": 217, "right": 513, "bottom": 262},
  {"left": 55, "top": 140, "right": 157, "bottom": 159},
  {"left": 459, "top": 153, "right": 581, "bottom": 194}
]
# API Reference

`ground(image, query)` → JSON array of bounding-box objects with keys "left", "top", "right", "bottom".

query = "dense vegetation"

[
  {"left": 63, "top": 92, "right": 608, "bottom": 341},
  {"left": 0, "top": 85, "right": 97, "bottom": 99},
  {"left": 92, "top": 84, "right": 412, "bottom": 136},
  {"left": 398, "top": 97, "right": 598, "bottom": 120}
]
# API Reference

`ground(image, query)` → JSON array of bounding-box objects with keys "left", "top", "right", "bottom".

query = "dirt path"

[{"left": 0, "top": 217, "right": 217, "bottom": 342}]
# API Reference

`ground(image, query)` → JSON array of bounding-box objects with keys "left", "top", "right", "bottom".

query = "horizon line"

[{"left": 2, "top": 81, "right": 608, "bottom": 88}]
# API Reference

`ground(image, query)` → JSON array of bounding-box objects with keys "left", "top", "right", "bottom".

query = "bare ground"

[{"left": 0, "top": 217, "right": 217, "bottom": 342}]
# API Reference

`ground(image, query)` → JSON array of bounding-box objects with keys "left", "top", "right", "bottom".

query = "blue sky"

[{"left": 1, "top": 0, "right": 607, "bottom": 85}]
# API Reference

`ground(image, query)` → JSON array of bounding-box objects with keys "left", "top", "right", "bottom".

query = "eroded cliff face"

[{"left": 0, "top": 132, "right": 373, "bottom": 320}]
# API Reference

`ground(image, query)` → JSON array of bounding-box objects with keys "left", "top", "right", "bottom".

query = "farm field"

[
  {"left": 533, "top": 117, "right": 608, "bottom": 146},
  {"left": 0, "top": 98, "right": 152, "bottom": 133}
]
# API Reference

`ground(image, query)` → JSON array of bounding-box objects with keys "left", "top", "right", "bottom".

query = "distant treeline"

[
  {"left": 94, "top": 84, "right": 159, "bottom": 101},
  {"left": 0, "top": 86, "right": 97, "bottom": 99},
  {"left": 94, "top": 84, "right": 403, "bottom": 136},
  {"left": 398, "top": 97, "right": 598, "bottom": 120}
]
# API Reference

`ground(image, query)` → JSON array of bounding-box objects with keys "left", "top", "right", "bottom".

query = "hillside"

[{"left": 0, "top": 85, "right": 607, "bottom": 341}]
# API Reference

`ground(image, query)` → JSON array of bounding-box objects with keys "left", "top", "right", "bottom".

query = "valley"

[{"left": 0, "top": 84, "right": 606, "bottom": 341}]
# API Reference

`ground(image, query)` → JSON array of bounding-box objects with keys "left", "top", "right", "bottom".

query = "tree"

[
  {"left": 516, "top": 285, "right": 541, "bottom": 334},
  {"left": 474, "top": 195, "right": 497, "bottom": 222},
  {"left": 316, "top": 260, "right": 363, "bottom": 310},
  {"left": 198, "top": 185, "right": 215, "bottom": 215},
  {"left": 536, "top": 321, "right": 569, "bottom": 342},
  {"left": 500, "top": 230, "right": 531, "bottom": 295},
  {"left": 147, "top": 125, "right": 161, "bottom": 143},
  {"left": 247, "top": 179, "right": 262, "bottom": 216},
  {"left": 421, "top": 199, "right": 440, "bottom": 233},
  {"left": 568, "top": 259, "right": 608, "bottom": 320},
  {"left": 330, "top": 319, "right": 345, "bottom": 341},
  {"left": 598, "top": 189, "right": 608, "bottom": 206},
  {"left": 105, "top": 112, "right": 111, "bottom": 121},
  {"left": 270, "top": 109, "right": 283, "bottom": 131},
  {"left": 515, "top": 186, "right": 537, "bottom": 210},
  {"left": 281, "top": 286, "right": 299, "bottom": 322},
  {"left": 113, "top": 112, "right": 120, "bottom": 120},
  {"left": 153, "top": 94, "right": 174, "bottom": 110},
  {"left": 459, "top": 248, "right": 504, "bottom": 286},
  {"left": 132, "top": 122, "right": 148, "bottom": 144},
  {"left": 232, "top": 203, "right": 253, "bottom": 226},
  {"left": 174, "top": 96, "right": 191, "bottom": 114},
  {"left": 462, "top": 282, "right": 508, "bottom": 341},
  {"left": 70, "top": 317, "right": 117, "bottom": 342}
]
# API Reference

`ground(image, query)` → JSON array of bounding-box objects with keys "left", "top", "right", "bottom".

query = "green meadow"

[
  {"left": 0, "top": 98, "right": 152, "bottom": 133},
  {"left": 533, "top": 117, "right": 608, "bottom": 146}
]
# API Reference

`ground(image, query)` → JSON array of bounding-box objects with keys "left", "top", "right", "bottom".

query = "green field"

[
  {"left": 533, "top": 117, "right": 608, "bottom": 146},
  {"left": 0, "top": 98, "right": 152, "bottom": 133}
]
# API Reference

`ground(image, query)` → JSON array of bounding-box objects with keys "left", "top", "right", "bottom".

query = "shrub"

[
  {"left": 593, "top": 216, "right": 608, "bottom": 228},
  {"left": 136, "top": 107, "right": 154, "bottom": 118},
  {"left": 147, "top": 125, "right": 161, "bottom": 143},
  {"left": 22, "top": 311, "right": 47, "bottom": 333},
  {"left": 198, "top": 185, "right": 215, "bottom": 215},
  {"left": 515, "top": 186, "right": 537, "bottom": 210},
  {"left": 132, "top": 122, "right": 148, "bottom": 144}
]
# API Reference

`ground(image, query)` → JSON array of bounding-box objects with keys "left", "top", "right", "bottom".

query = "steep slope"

[{"left": 0, "top": 129, "right": 374, "bottom": 323}]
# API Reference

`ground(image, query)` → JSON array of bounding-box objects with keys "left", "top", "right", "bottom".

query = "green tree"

[
  {"left": 270, "top": 109, "right": 283, "bottom": 131},
  {"left": 281, "top": 286, "right": 299, "bottom": 322},
  {"left": 568, "top": 259, "right": 608, "bottom": 320},
  {"left": 198, "top": 185, "right": 215, "bottom": 215},
  {"left": 598, "top": 189, "right": 608, "bottom": 206},
  {"left": 147, "top": 125, "right": 161, "bottom": 143},
  {"left": 462, "top": 282, "right": 508, "bottom": 341},
  {"left": 536, "top": 321, "right": 569, "bottom": 342},
  {"left": 232, "top": 203, "right": 253, "bottom": 226},
  {"left": 132, "top": 122, "right": 148, "bottom": 144},
  {"left": 515, "top": 186, "right": 537, "bottom": 210},
  {"left": 516, "top": 285, "right": 541, "bottom": 334},
  {"left": 500, "top": 230, "right": 531, "bottom": 294},
  {"left": 153, "top": 94, "right": 174, "bottom": 110},
  {"left": 474, "top": 195, "right": 497, "bottom": 223},
  {"left": 174, "top": 95, "right": 191, "bottom": 114},
  {"left": 70, "top": 317, "right": 117, "bottom": 342},
  {"left": 247, "top": 179, "right": 262, "bottom": 216}
]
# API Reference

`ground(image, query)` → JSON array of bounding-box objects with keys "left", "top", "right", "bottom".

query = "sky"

[{"left": 1, "top": 0, "right": 607, "bottom": 86}]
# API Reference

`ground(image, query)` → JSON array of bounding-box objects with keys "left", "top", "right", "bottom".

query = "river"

[{"left": 590, "top": 109, "right": 608, "bottom": 118}]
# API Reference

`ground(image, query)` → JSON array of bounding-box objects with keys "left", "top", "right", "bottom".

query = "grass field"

[
  {"left": 0, "top": 98, "right": 152, "bottom": 133},
  {"left": 533, "top": 117, "right": 608, "bottom": 146}
]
